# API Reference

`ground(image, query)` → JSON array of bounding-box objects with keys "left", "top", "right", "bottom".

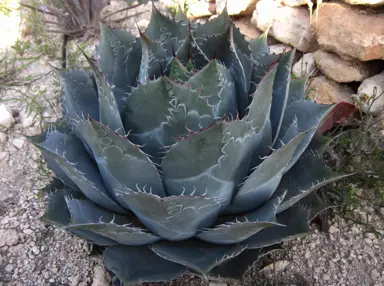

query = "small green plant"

[{"left": 29, "top": 6, "right": 352, "bottom": 284}]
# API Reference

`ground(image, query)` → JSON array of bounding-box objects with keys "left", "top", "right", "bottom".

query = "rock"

[
  {"left": 380, "top": 208, "right": 384, "bottom": 216},
  {"left": 269, "top": 44, "right": 292, "bottom": 55},
  {"left": 92, "top": 266, "right": 110, "bottom": 286},
  {"left": 12, "top": 138, "right": 25, "bottom": 149},
  {"left": 282, "top": 0, "right": 312, "bottom": 6},
  {"left": 0, "top": 132, "right": 6, "bottom": 144},
  {"left": 371, "top": 269, "right": 380, "bottom": 281},
  {"left": 253, "top": 0, "right": 317, "bottom": 52},
  {"left": 308, "top": 76, "right": 354, "bottom": 104},
  {"left": 19, "top": 109, "right": 37, "bottom": 128},
  {"left": 0, "top": 104, "right": 15, "bottom": 131},
  {"left": 216, "top": 0, "right": 257, "bottom": 16},
  {"left": 329, "top": 225, "right": 339, "bottom": 234},
  {"left": 5, "top": 264, "right": 14, "bottom": 273},
  {"left": 292, "top": 52, "right": 315, "bottom": 78},
  {"left": 234, "top": 18, "right": 262, "bottom": 41},
  {"left": 314, "top": 50, "right": 375, "bottom": 83},
  {"left": 315, "top": 3, "right": 384, "bottom": 61},
  {"left": 341, "top": 0, "right": 384, "bottom": 6},
  {"left": 186, "top": 1, "right": 214, "bottom": 18},
  {"left": 353, "top": 71, "right": 384, "bottom": 115},
  {"left": 261, "top": 260, "right": 290, "bottom": 272},
  {"left": 0, "top": 229, "right": 19, "bottom": 247}
]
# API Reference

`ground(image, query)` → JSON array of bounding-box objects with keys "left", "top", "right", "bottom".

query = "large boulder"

[
  {"left": 314, "top": 50, "right": 376, "bottom": 83},
  {"left": 340, "top": 0, "right": 384, "bottom": 7},
  {"left": 308, "top": 76, "right": 354, "bottom": 104},
  {"left": 253, "top": 0, "right": 317, "bottom": 52},
  {"left": 315, "top": 3, "right": 384, "bottom": 61},
  {"left": 354, "top": 71, "right": 384, "bottom": 115},
  {"left": 216, "top": 0, "right": 258, "bottom": 16}
]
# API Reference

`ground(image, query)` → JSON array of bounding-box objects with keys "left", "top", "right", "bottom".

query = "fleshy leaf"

[
  {"left": 117, "top": 191, "right": 221, "bottom": 240},
  {"left": 103, "top": 246, "right": 187, "bottom": 284},
  {"left": 58, "top": 69, "right": 99, "bottom": 129},
  {"left": 175, "top": 4, "right": 188, "bottom": 23},
  {"left": 246, "top": 205, "right": 311, "bottom": 249},
  {"left": 226, "top": 133, "right": 305, "bottom": 214},
  {"left": 78, "top": 119, "right": 166, "bottom": 201},
  {"left": 169, "top": 57, "right": 190, "bottom": 82},
  {"left": 144, "top": 3, "right": 187, "bottom": 56},
  {"left": 98, "top": 24, "right": 141, "bottom": 110},
  {"left": 270, "top": 50, "right": 295, "bottom": 145},
  {"left": 189, "top": 60, "right": 237, "bottom": 118},
  {"left": 151, "top": 240, "right": 246, "bottom": 274},
  {"left": 65, "top": 198, "right": 161, "bottom": 245},
  {"left": 249, "top": 32, "right": 279, "bottom": 92},
  {"left": 162, "top": 123, "right": 233, "bottom": 209},
  {"left": 31, "top": 128, "right": 126, "bottom": 213},
  {"left": 196, "top": 196, "right": 284, "bottom": 244},
  {"left": 125, "top": 77, "right": 216, "bottom": 159},
  {"left": 138, "top": 33, "right": 167, "bottom": 83},
  {"left": 195, "top": 25, "right": 252, "bottom": 117},
  {"left": 210, "top": 245, "right": 282, "bottom": 280},
  {"left": 275, "top": 135, "right": 353, "bottom": 213},
  {"left": 81, "top": 50, "right": 125, "bottom": 135},
  {"left": 193, "top": 6, "right": 231, "bottom": 37}
]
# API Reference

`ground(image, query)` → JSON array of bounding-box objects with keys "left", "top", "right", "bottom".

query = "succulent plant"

[{"left": 29, "top": 5, "right": 352, "bottom": 284}]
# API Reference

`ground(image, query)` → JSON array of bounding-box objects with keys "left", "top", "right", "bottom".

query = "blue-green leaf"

[
  {"left": 226, "top": 133, "right": 305, "bottom": 214},
  {"left": 103, "top": 246, "right": 187, "bottom": 284},
  {"left": 58, "top": 69, "right": 99, "bottom": 129},
  {"left": 189, "top": 60, "right": 237, "bottom": 118},
  {"left": 78, "top": 119, "right": 166, "bottom": 201},
  {"left": 98, "top": 24, "right": 141, "bottom": 110},
  {"left": 117, "top": 191, "right": 221, "bottom": 240},
  {"left": 65, "top": 198, "right": 161, "bottom": 245},
  {"left": 151, "top": 240, "right": 246, "bottom": 274},
  {"left": 246, "top": 205, "right": 311, "bottom": 249},
  {"left": 81, "top": 50, "right": 125, "bottom": 135},
  {"left": 196, "top": 196, "right": 284, "bottom": 244},
  {"left": 138, "top": 33, "right": 167, "bottom": 83},
  {"left": 32, "top": 129, "right": 126, "bottom": 213},
  {"left": 270, "top": 50, "right": 295, "bottom": 145}
]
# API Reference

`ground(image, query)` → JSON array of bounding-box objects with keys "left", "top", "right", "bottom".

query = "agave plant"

[{"left": 29, "top": 5, "right": 353, "bottom": 284}]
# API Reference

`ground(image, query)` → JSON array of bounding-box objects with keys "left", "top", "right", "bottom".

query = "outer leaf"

[
  {"left": 65, "top": 198, "right": 161, "bottom": 245},
  {"left": 41, "top": 190, "right": 118, "bottom": 246},
  {"left": 99, "top": 24, "right": 141, "bottom": 110},
  {"left": 28, "top": 125, "right": 78, "bottom": 190},
  {"left": 196, "top": 196, "right": 284, "bottom": 245},
  {"left": 117, "top": 191, "right": 221, "bottom": 240},
  {"left": 246, "top": 205, "right": 311, "bottom": 249},
  {"left": 58, "top": 69, "right": 99, "bottom": 128},
  {"left": 175, "top": 4, "right": 188, "bottom": 23},
  {"left": 78, "top": 119, "right": 166, "bottom": 201},
  {"left": 210, "top": 245, "right": 282, "bottom": 280},
  {"left": 189, "top": 60, "right": 237, "bottom": 118},
  {"left": 275, "top": 136, "right": 353, "bottom": 213},
  {"left": 103, "top": 246, "right": 187, "bottom": 284},
  {"left": 226, "top": 133, "right": 306, "bottom": 214},
  {"left": 81, "top": 50, "right": 125, "bottom": 135},
  {"left": 151, "top": 240, "right": 246, "bottom": 274},
  {"left": 31, "top": 128, "right": 126, "bottom": 213},
  {"left": 270, "top": 50, "right": 295, "bottom": 145},
  {"left": 138, "top": 33, "right": 167, "bottom": 83}
]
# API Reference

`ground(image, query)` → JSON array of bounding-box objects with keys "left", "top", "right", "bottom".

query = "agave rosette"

[{"left": 29, "top": 5, "right": 352, "bottom": 284}]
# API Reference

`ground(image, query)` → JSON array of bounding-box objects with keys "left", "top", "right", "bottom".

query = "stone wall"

[{"left": 187, "top": 0, "right": 384, "bottom": 116}]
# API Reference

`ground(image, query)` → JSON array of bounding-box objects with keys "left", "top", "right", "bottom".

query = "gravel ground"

[{"left": 1, "top": 2, "right": 384, "bottom": 286}]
